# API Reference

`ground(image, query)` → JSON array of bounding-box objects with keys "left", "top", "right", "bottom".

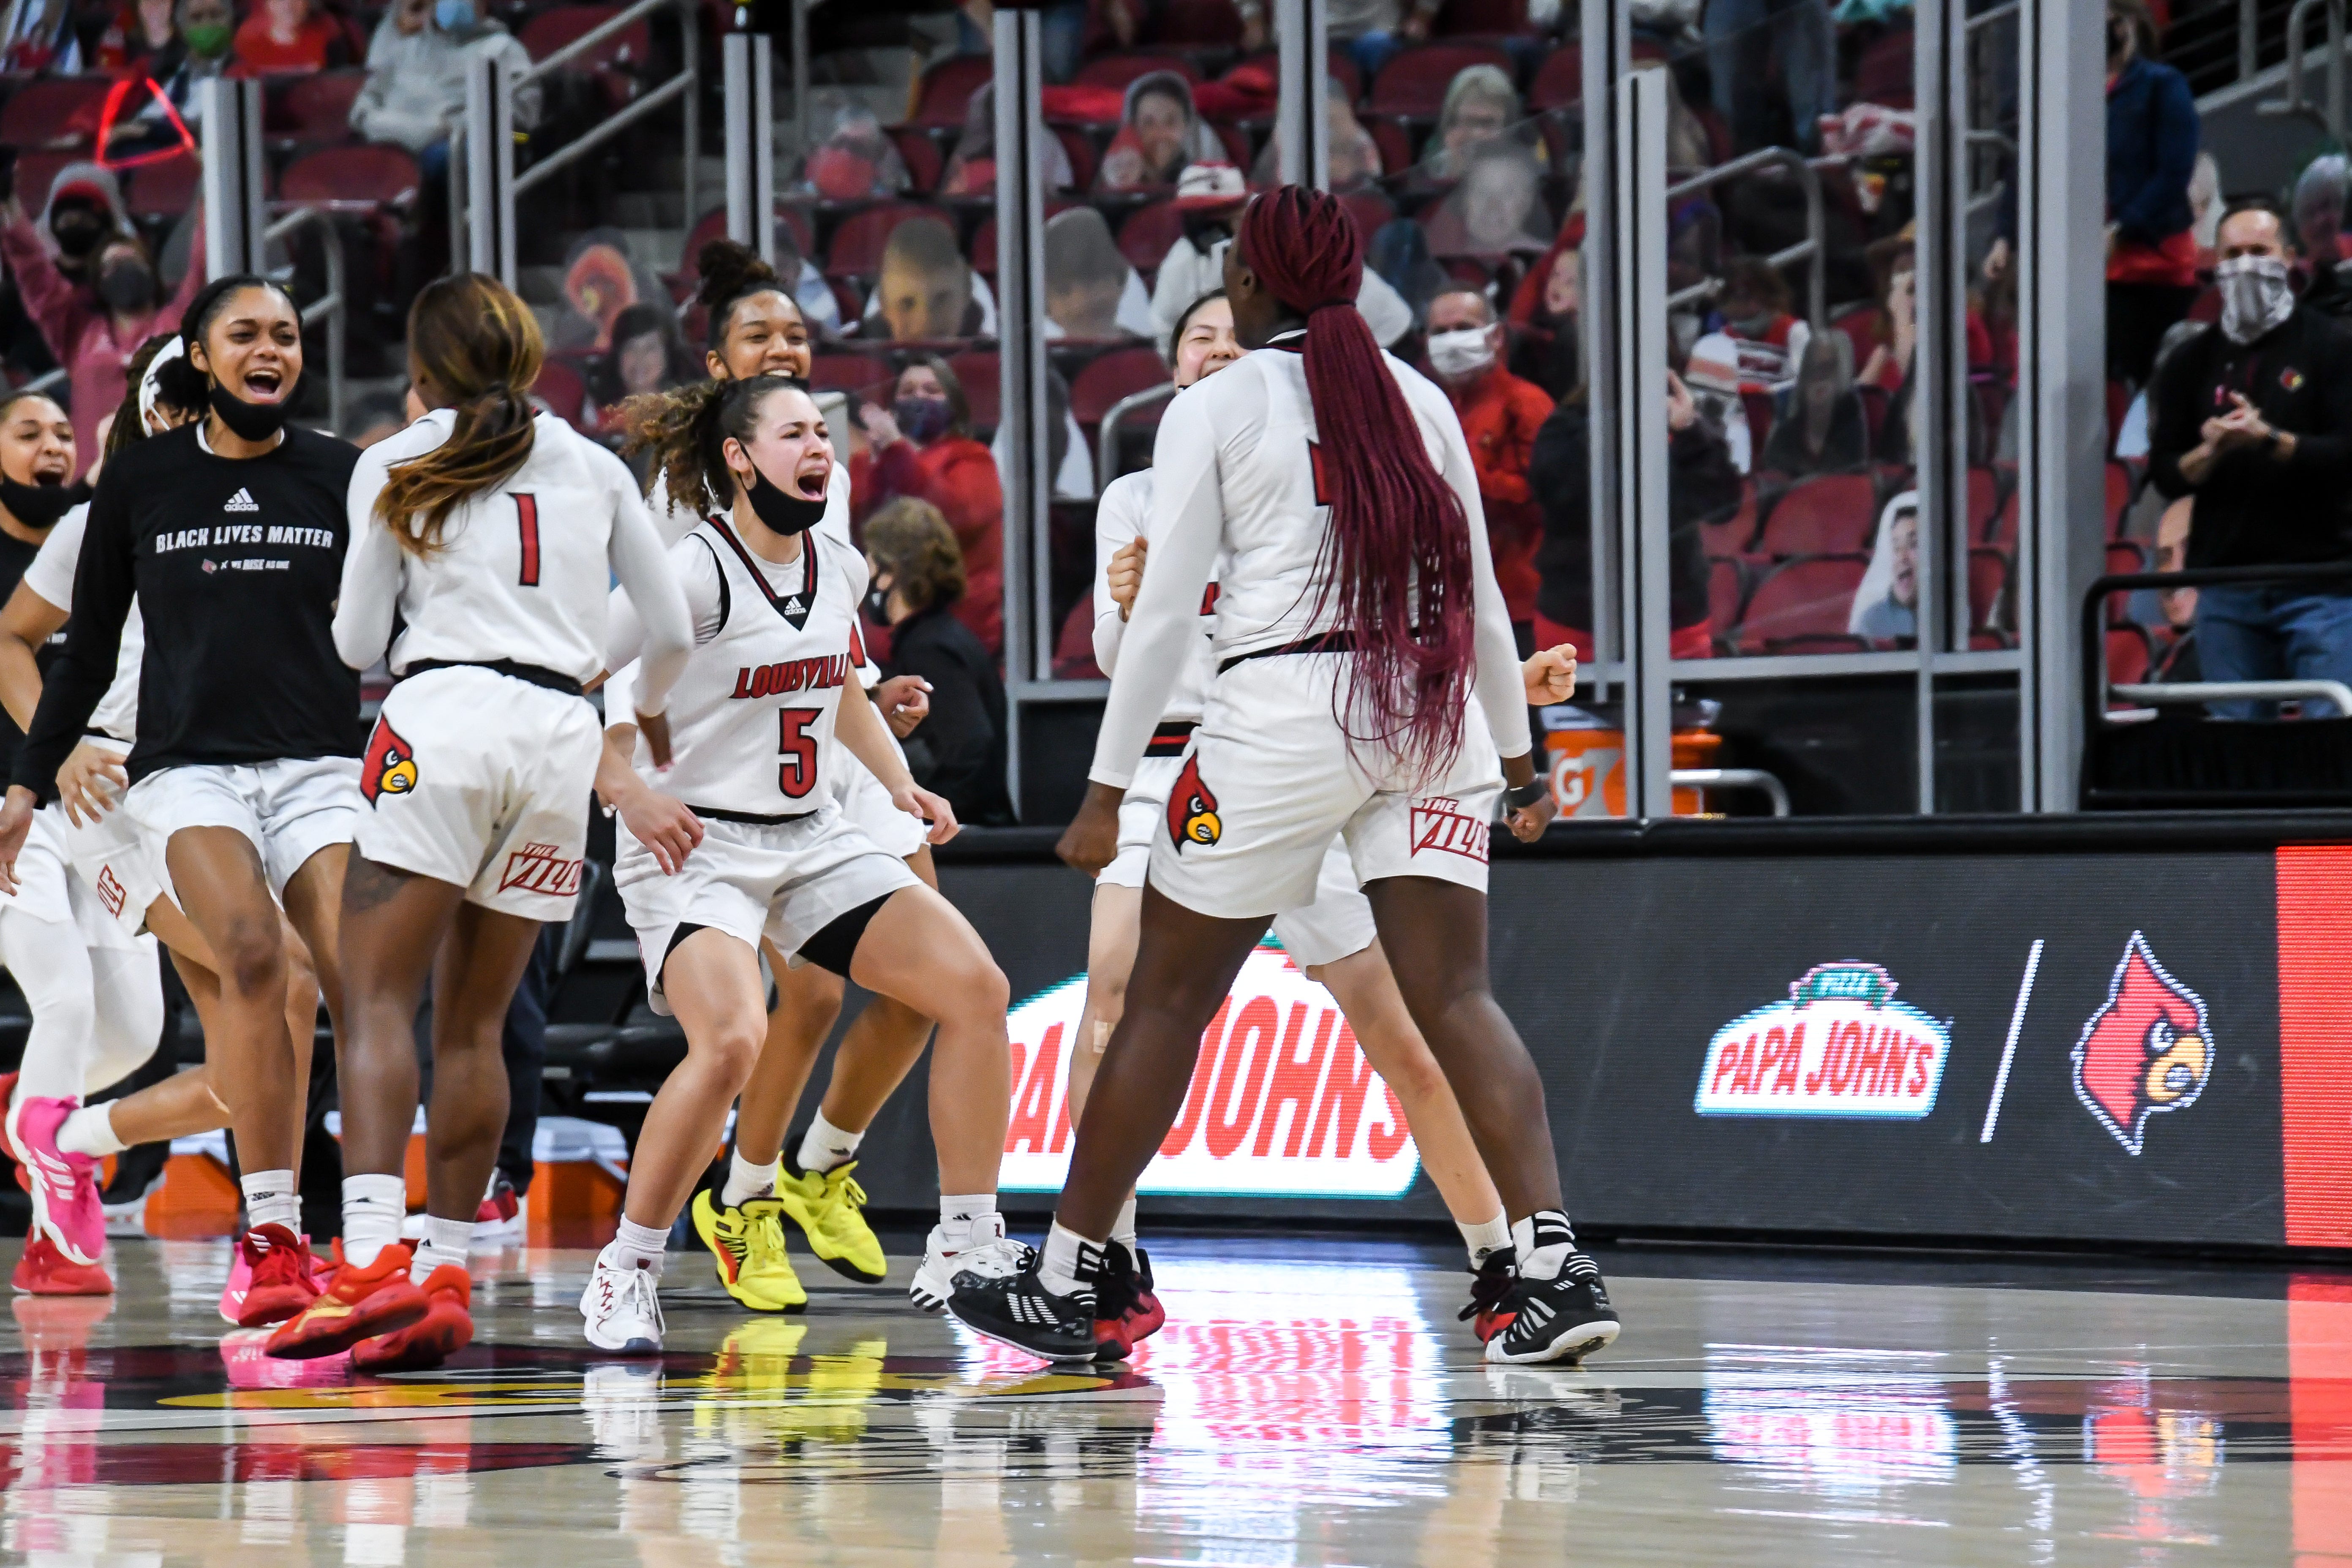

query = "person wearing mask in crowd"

[
  {"left": 106, "top": 0, "right": 232, "bottom": 148},
  {"left": 1, "top": 0, "right": 88, "bottom": 71},
  {"left": 942, "top": 82, "right": 1074, "bottom": 196},
  {"left": 1238, "top": 0, "right": 1436, "bottom": 80},
  {"left": 1849, "top": 492, "right": 1919, "bottom": 642},
  {"left": 93, "top": 0, "right": 176, "bottom": 71},
  {"left": 1422, "top": 142, "right": 1552, "bottom": 265},
  {"left": 231, "top": 0, "right": 348, "bottom": 74},
  {"left": 1761, "top": 330, "right": 1867, "bottom": 476},
  {"left": 1, "top": 181, "right": 204, "bottom": 472},
  {"left": 2295, "top": 155, "right": 2352, "bottom": 321},
  {"left": 1250, "top": 81, "right": 1382, "bottom": 193},
  {"left": 1422, "top": 66, "right": 1522, "bottom": 183},
  {"left": 2147, "top": 202, "right": 2352, "bottom": 718},
  {"left": 863, "top": 498, "right": 1009, "bottom": 823},
  {"left": 29, "top": 165, "right": 131, "bottom": 305},
  {"left": 2106, "top": 0, "right": 2202, "bottom": 387},
  {"left": 852, "top": 356, "right": 1003, "bottom": 656},
  {"left": 1705, "top": 0, "right": 1834, "bottom": 157},
  {"left": 1530, "top": 366, "right": 1739, "bottom": 661},
  {"left": 1149, "top": 164, "right": 1415, "bottom": 351},
  {"left": 1425, "top": 286, "right": 1553, "bottom": 644},
  {"left": 1098, "top": 72, "right": 1221, "bottom": 193},
  {"left": 860, "top": 216, "right": 991, "bottom": 343},
  {"left": 1715, "top": 256, "right": 1811, "bottom": 392},
  {"left": 1044, "top": 208, "right": 1152, "bottom": 342},
  {"left": 802, "top": 102, "right": 912, "bottom": 201},
  {"left": 351, "top": 0, "right": 540, "bottom": 162}
]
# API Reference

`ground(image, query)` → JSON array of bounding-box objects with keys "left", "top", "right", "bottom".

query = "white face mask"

[
  {"left": 1427, "top": 325, "right": 1497, "bottom": 378},
  {"left": 2217, "top": 254, "right": 2295, "bottom": 345}
]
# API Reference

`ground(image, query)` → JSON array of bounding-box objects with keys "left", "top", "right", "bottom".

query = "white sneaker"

[
  {"left": 909, "top": 1215, "right": 1030, "bottom": 1312},
  {"left": 580, "top": 1257, "right": 666, "bottom": 1353}
]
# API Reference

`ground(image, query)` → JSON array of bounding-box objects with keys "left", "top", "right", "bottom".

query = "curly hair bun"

[{"left": 695, "top": 239, "right": 783, "bottom": 318}]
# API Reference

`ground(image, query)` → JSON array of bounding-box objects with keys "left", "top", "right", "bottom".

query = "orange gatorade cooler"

[{"left": 1541, "top": 710, "right": 1722, "bottom": 818}]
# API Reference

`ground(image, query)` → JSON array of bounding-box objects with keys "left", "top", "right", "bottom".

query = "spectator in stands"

[
  {"left": 0, "top": 193, "right": 203, "bottom": 471},
  {"left": 941, "top": 82, "right": 1074, "bottom": 197},
  {"left": 1425, "top": 286, "right": 1552, "bottom": 643},
  {"left": 802, "top": 101, "right": 911, "bottom": 201},
  {"left": 770, "top": 222, "right": 841, "bottom": 338},
  {"left": 1850, "top": 492, "right": 1919, "bottom": 643},
  {"left": 2295, "top": 155, "right": 2352, "bottom": 321},
  {"left": 1238, "top": 0, "right": 1436, "bottom": 82},
  {"left": 24, "top": 164, "right": 129, "bottom": 308},
  {"left": 1043, "top": 207, "right": 1150, "bottom": 341},
  {"left": 93, "top": 0, "right": 176, "bottom": 72},
  {"left": 1509, "top": 240, "right": 1583, "bottom": 402},
  {"left": 101, "top": 0, "right": 231, "bottom": 150},
  {"left": 1149, "top": 162, "right": 1415, "bottom": 350},
  {"left": 231, "top": 0, "right": 348, "bottom": 74},
  {"left": 863, "top": 497, "right": 1011, "bottom": 821},
  {"left": 1529, "top": 366, "right": 1739, "bottom": 662},
  {"left": 2105, "top": 0, "right": 2201, "bottom": 387},
  {"left": 1704, "top": 0, "right": 1835, "bottom": 157},
  {"left": 1250, "top": 80, "right": 1382, "bottom": 192},
  {"left": 2, "top": 0, "right": 87, "bottom": 70},
  {"left": 2148, "top": 202, "right": 2352, "bottom": 717},
  {"left": 1098, "top": 71, "right": 1220, "bottom": 193},
  {"left": 1761, "top": 331, "right": 1866, "bottom": 476},
  {"left": 863, "top": 216, "right": 987, "bottom": 342},
  {"left": 350, "top": 0, "right": 540, "bottom": 159},
  {"left": 1423, "top": 66, "right": 1522, "bottom": 182},
  {"left": 1716, "top": 255, "right": 1810, "bottom": 391},
  {"left": 595, "top": 301, "right": 689, "bottom": 414},
  {"left": 1421, "top": 142, "right": 1552, "bottom": 264},
  {"left": 2148, "top": 495, "right": 2202, "bottom": 681},
  {"left": 853, "top": 354, "right": 1004, "bottom": 655}
]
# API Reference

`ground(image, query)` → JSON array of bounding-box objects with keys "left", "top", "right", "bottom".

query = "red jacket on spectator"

[
  {"left": 853, "top": 435, "right": 1005, "bottom": 656},
  {"left": 0, "top": 210, "right": 204, "bottom": 474},
  {"left": 1439, "top": 360, "right": 1554, "bottom": 624},
  {"left": 229, "top": 8, "right": 346, "bottom": 74}
]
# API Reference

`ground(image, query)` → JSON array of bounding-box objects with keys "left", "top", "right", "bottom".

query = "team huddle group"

[{"left": 0, "top": 182, "right": 1620, "bottom": 1372}]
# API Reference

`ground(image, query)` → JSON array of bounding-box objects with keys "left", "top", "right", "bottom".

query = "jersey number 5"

[
  {"left": 515, "top": 495, "right": 540, "bottom": 586},
  {"left": 778, "top": 708, "right": 819, "bottom": 797}
]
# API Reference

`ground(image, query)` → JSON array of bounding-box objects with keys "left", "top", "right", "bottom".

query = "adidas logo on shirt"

[{"left": 222, "top": 488, "right": 259, "bottom": 514}]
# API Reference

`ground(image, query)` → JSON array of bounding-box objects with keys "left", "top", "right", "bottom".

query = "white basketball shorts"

[
  {"left": 353, "top": 665, "right": 604, "bottom": 922},
  {"left": 1267, "top": 838, "right": 1380, "bottom": 970},
  {"left": 60, "top": 737, "right": 166, "bottom": 942},
  {"left": 127, "top": 754, "right": 362, "bottom": 902},
  {"left": 1100, "top": 742, "right": 1190, "bottom": 890},
  {"left": 831, "top": 725, "right": 927, "bottom": 860}
]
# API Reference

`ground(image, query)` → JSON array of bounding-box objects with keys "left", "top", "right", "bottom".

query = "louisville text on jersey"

[
  {"left": 730, "top": 654, "right": 851, "bottom": 700},
  {"left": 498, "top": 841, "right": 585, "bottom": 897}
]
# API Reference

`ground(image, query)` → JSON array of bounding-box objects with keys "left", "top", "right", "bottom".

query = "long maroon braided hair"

[{"left": 1238, "top": 186, "right": 1476, "bottom": 782}]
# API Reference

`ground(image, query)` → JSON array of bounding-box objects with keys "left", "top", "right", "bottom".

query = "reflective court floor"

[{"left": 6, "top": 1234, "right": 2351, "bottom": 1566}]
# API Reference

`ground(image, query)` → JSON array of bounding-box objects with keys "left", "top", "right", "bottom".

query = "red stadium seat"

[
  {"left": 124, "top": 155, "right": 198, "bottom": 219},
  {"left": 824, "top": 202, "right": 947, "bottom": 281},
  {"left": 891, "top": 128, "right": 944, "bottom": 194},
  {"left": 266, "top": 69, "right": 365, "bottom": 145},
  {"left": 1071, "top": 346, "right": 1170, "bottom": 427},
  {"left": 969, "top": 214, "right": 995, "bottom": 277},
  {"left": 1700, "top": 479, "right": 1760, "bottom": 558},
  {"left": 1852, "top": 28, "right": 1914, "bottom": 107},
  {"left": 529, "top": 356, "right": 591, "bottom": 429},
  {"left": 1968, "top": 547, "right": 2009, "bottom": 636},
  {"left": 1528, "top": 45, "right": 1582, "bottom": 112},
  {"left": 1854, "top": 383, "right": 1890, "bottom": 455},
  {"left": 0, "top": 77, "right": 112, "bottom": 148},
  {"left": 8, "top": 152, "right": 83, "bottom": 216},
  {"left": 811, "top": 353, "right": 892, "bottom": 398},
  {"left": 1153, "top": 0, "right": 1243, "bottom": 46},
  {"left": 1054, "top": 126, "right": 1098, "bottom": 191},
  {"left": 1966, "top": 464, "right": 2001, "bottom": 541},
  {"left": 1369, "top": 118, "right": 1417, "bottom": 176},
  {"left": 2105, "top": 378, "right": 2129, "bottom": 454},
  {"left": 1116, "top": 200, "right": 1184, "bottom": 275},
  {"left": 2105, "top": 459, "right": 2134, "bottom": 537},
  {"left": 1338, "top": 188, "right": 1396, "bottom": 243},
  {"left": 1075, "top": 54, "right": 1201, "bottom": 90},
  {"left": 1740, "top": 388, "right": 1774, "bottom": 451},
  {"left": 1707, "top": 557, "right": 1748, "bottom": 640},
  {"left": 1732, "top": 556, "right": 1866, "bottom": 653},
  {"left": 2106, "top": 540, "right": 2148, "bottom": 577},
  {"left": 949, "top": 351, "right": 999, "bottom": 430},
  {"left": 1432, "top": 0, "right": 1533, "bottom": 36},
  {"left": 1053, "top": 595, "right": 1105, "bottom": 679},
  {"left": 1235, "top": 48, "right": 1361, "bottom": 104},
  {"left": 518, "top": 5, "right": 648, "bottom": 71},
  {"left": 907, "top": 55, "right": 994, "bottom": 131},
  {"left": 2106, "top": 624, "right": 2152, "bottom": 689},
  {"left": 1757, "top": 473, "right": 1876, "bottom": 558},
  {"left": 278, "top": 144, "right": 421, "bottom": 205},
  {"left": 1987, "top": 484, "right": 2019, "bottom": 549},
  {"left": 1366, "top": 44, "right": 1514, "bottom": 120}
]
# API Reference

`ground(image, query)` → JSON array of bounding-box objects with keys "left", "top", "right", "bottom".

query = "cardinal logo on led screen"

[{"left": 2072, "top": 931, "right": 2212, "bottom": 1156}]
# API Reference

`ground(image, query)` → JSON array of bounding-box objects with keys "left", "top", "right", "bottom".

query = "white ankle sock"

[
  {"left": 1460, "top": 1211, "right": 1511, "bottom": 1269},
  {"left": 55, "top": 1104, "right": 124, "bottom": 1158},
  {"left": 796, "top": 1111, "right": 863, "bottom": 1175},
  {"left": 1111, "top": 1195, "right": 1138, "bottom": 1250},
  {"left": 605, "top": 1217, "right": 670, "bottom": 1274},
  {"left": 240, "top": 1170, "right": 299, "bottom": 1236},
  {"left": 1039, "top": 1221, "right": 1104, "bottom": 1298},
  {"left": 940, "top": 1193, "right": 998, "bottom": 1252},
  {"left": 412, "top": 1215, "right": 473, "bottom": 1282},
  {"left": 1511, "top": 1210, "right": 1576, "bottom": 1282},
  {"left": 721, "top": 1150, "right": 777, "bottom": 1208},
  {"left": 340, "top": 1173, "right": 408, "bottom": 1269}
]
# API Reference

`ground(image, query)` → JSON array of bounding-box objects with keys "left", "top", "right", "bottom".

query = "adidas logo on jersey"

[{"left": 222, "top": 488, "right": 259, "bottom": 514}]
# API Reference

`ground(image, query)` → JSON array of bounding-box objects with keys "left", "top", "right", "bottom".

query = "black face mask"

[
  {"left": 0, "top": 475, "right": 90, "bottom": 531},
  {"left": 864, "top": 583, "right": 892, "bottom": 623},
  {"left": 50, "top": 215, "right": 103, "bottom": 259},
  {"left": 209, "top": 380, "right": 289, "bottom": 441},
  {"left": 743, "top": 461, "right": 826, "bottom": 536},
  {"left": 99, "top": 261, "right": 155, "bottom": 313}
]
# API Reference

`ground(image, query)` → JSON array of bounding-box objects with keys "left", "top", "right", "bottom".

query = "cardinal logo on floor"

[{"left": 2072, "top": 931, "right": 2212, "bottom": 1156}]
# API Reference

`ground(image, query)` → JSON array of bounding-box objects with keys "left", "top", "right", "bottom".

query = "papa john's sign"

[
  {"left": 997, "top": 944, "right": 1422, "bottom": 1198},
  {"left": 1696, "top": 961, "right": 1952, "bottom": 1119}
]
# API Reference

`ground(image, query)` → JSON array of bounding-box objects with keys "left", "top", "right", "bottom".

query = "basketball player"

[
  {"left": 0, "top": 276, "right": 365, "bottom": 1331},
  {"left": 951, "top": 187, "right": 1618, "bottom": 1367},
  {"left": 266, "top": 274, "right": 691, "bottom": 1371},
  {"left": 623, "top": 242, "right": 934, "bottom": 1311},
  {"left": 583, "top": 374, "right": 1016, "bottom": 1351}
]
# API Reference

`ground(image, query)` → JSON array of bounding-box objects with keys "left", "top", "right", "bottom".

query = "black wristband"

[{"left": 1503, "top": 779, "right": 1548, "bottom": 811}]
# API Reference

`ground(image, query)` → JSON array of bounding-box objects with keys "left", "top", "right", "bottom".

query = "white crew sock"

[
  {"left": 412, "top": 1215, "right": 473, "bottom": 1282},
  {"left": 721, "top": 1150, "right": 777, "bottom": 1208},
  {"left": 1111, "top": 1195, "right": 1139, "bottom": 1250},
  {"left": 1039, "top": 1220, "right": 1105, "bottom": 1298},
  {"left": 795, "top": 1111, "right": 863, "bottom": 1175},
  {"left": 55, "top": 1104, "right": 125, "bottom": 1158},
  {"left": 340, "top": 1173, "right": 409, "bottom": 1269},
  {"left": 240, "top": 1170, "right": 300, "bottom": 1236},
  {"left": 603, "top": 1217, "right": 670, "bottom": 1275},
  {"left": 1460, "top": 1211, "right": 1511, "bottom": 1269},
  {"left": 939, "top": 1193, "right": 998, "bottom": 1252},
  {"left": 1511, "top": 1210, "right": 1576, "bottom": 1282}
]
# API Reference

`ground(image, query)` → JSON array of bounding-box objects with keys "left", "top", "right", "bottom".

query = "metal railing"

[
  {"left": 513, "top": 0, "right": 699, "bottom": 214},
  {"left": 1674, "top": 767, "right": 1792, "bottom": 816},
  {"left": 263, "top": 205, "right": 347, "bottom": 437},
  {"left": 1094, "top": 381, "right": 1175, "bottom": 497},
  {"left": 1664, "top": 147, "right": 1827, "bottom": 327},
  {"left": 2259, "top": 0, "right": 2347, "bottom": 142}
]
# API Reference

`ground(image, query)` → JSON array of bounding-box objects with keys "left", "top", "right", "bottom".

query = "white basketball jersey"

[
  {"left": 657, "top": 517, "right": 869, "bottom": 817},
  {"left": 1092, "top": 468, "right": 1215, "bottom": 725},
  {"left": 22, "top": 502, "right": 142, "bottom": 743}
]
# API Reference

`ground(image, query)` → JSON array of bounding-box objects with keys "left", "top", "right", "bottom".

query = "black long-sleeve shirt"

[
  {"left": 2147, "top": 308, "right": 2352, "bottom": 569},
  {"left": 885, "top": 602, "right": 1010, "bottom": 826},
  {"left": 14, "top": 423, "right": 362, "bottom": 801},
  {"left": 1528, "top": 401, "right": 1742, "bottom": 632}
]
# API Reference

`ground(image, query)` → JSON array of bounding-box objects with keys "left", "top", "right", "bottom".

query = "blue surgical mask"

[
  {"left": 894, "top": 395, "right": 950, "bottom": 444},
  {"left": 434, "top": 0, "right": 475, "bottom": 31}
]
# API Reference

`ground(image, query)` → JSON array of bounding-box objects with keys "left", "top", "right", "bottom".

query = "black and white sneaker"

[
  {"left": 1459, "top": 1244, "right": 1517, "bottom": 1345},
  {"left": 947, "top": 1248, "right": 1099, "bottom": 1364},
  {"left": 1483, "top": 1249, "right": 1620, "bottom": 1365}
]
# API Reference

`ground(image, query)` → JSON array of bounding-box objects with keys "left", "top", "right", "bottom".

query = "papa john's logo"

[
  {"left": 498, "top": 842, "right": 583, "bottom": 897},
  {"left": 360, "top": 717, "right": 419, "bottom": 805},
  {"left": 1168, "top": 754, "right": 1220, "bottom": 852},
  {"left": 2072, "top": 931, "right": 2213, "bottom": 1156}
]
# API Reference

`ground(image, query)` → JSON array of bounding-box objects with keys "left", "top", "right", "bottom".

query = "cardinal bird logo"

[
  {"left": 2072, "top": 931, "right": 2213, "bottom": 1156},
  {"left": 1167, "top": 754, "right": 1221, "bottom": 852},
  {"left": 361, "top": 717, "right": 420, "bottom": 805}
]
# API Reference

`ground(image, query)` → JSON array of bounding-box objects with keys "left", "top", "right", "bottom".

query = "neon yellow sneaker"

[
  {"left": 691, "top": 1190, "right": 807, "bottom": 1312},
  {"left": 773, "top": 1160, "right": 888, "bottom": 1283}
]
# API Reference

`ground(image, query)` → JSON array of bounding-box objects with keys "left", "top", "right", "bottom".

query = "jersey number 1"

[
  {"left": 778, "top": 709, "right": 818, "bottom": 798},
  {"left": 515, "top": 495, "right": 540, "bottom": 586}
]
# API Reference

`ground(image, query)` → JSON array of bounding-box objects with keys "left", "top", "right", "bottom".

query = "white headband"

[{"left": 137, "top": 337, "right": 186, "bottom": 429}]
